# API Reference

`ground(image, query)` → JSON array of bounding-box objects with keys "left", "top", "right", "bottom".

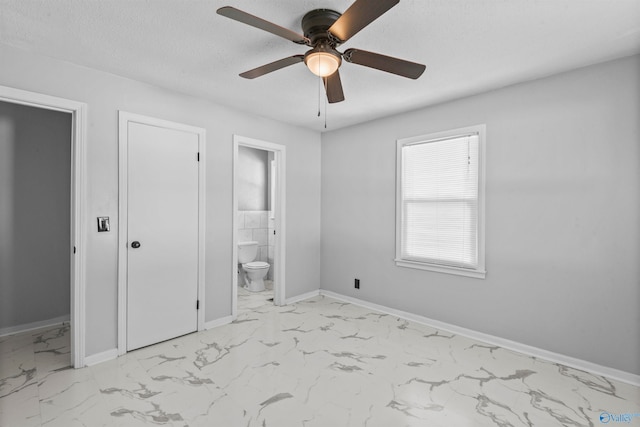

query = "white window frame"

[{"left": 395, "top": 125, "right": 486, "bottom": 279}]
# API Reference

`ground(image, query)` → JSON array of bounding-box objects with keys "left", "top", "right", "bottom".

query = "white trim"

[
  {"left": 285, "top": 290, "right": 321, "bottom": 305},
  {"left": 395, "top": 259, "right": 486, "bottom": 279},
  {"left": 0, "top": 315, "right": 70, "bottom": 338},
  {"left": 117, "top": 114, "right": 127, "bottom": 355},
  {"left": 395, "top": 124, "right": 487, "bottom": 279},
  {"left": 232, "top": 135, "right": 287, "bottom": 318},
  {"left": 117, "top": 111, "right": 206, "bottom": 356},
  {"left": 232, "top": 142, "right": 239, "bottom": 319},
  {"left": 195, "top": 127, "right": 206, "bottom": 331},
  {"left": 84, "top": 348, "right": 118, "bottom": 367},
  {"left": 319, "top": 290, "right": 640, "bottom": 387},
  {"left": 0, "top": 85, "right": 87, "bottom": 368},
  {"left": 205, "top": 315, "right": 234, "bottom": 330}
]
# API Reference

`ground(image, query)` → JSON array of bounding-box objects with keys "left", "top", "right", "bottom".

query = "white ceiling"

[{"left": 1, "top": 0, "right": 639, "bottom": 132}]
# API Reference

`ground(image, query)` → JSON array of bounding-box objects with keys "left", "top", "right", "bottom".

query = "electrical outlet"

[{"left": 354, "top": 278, "right": 360, "bottom": 289}]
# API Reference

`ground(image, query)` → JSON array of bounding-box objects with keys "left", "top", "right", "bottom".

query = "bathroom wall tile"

[
  {"left": 268, "top": 246, "right": 274, "bottom": 260},
  {"left": 259, "top": 246, "right": 269, "bottom": 262},
  {"left": 244, "top": 211, "right": 261, "bottom": 229},
  {"left": 236, "top": 211, "right": 245, "bottom": 229},
  {"left": 259, "top": 211, "right": 269, "bottom": 228},
  {"left": 268, "top": 216, "right": 275, "bottom": 228},
  {"left": 237, "top": 229, "right": 252, "bottom": 243},
  {"left": 268, "top": 229, "right": 275, "bottom": 246},
  {"left": 252, "top": 229, "right": 268, "bottom": 246}
]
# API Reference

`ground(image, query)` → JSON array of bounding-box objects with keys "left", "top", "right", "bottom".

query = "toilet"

[{"left": 237, "top": 241, "right": 270, "bottom": 292}]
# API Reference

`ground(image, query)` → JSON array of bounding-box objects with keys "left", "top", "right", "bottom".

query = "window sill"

[{"left": 395, "top": 259, "right": 486, "bottom": 279}]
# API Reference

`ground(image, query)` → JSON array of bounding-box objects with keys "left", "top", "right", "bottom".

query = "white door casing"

[
  {"left": 118, "top": 112, "right": 206, "bottom": 354},
  {"left": 0, "top": 85, "right": 87, "bottom": 368},
  {"left": 232, "top": 135, "right": 286, "bottom": 317}
]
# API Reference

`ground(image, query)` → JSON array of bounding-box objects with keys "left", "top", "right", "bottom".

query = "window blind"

[{"left": 400, "top": 134, "right": 479, "bottom": 269}]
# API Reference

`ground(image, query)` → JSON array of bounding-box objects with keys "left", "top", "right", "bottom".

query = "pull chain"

[
  {"left": 314, "top": 55, "right": 327, "bottom": 128},
  {"left": 317, "top": 73, "right": 321, "bottom": 117},
  {"left": 324, "top": 90, "right": 328, "bottom": 129}
]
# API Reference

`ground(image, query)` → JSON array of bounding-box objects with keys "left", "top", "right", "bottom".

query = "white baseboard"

[
  {"left": 285, "top": 290, "right": 320, "bottom": 305},
  {"left": 205, "top": 315, "right": 234, "bottom": 330},
  {"left": 0, "top": 315, "right": 70, "bottom": 338},
  {"left": 84, "top": 348, "right": 118, "bottom": 367},
  {"left": 319, "top": 290, "right": 640, "bottom": 387},
  {"left": 85, "top": 318, "right": 234, "bottom": 368}
]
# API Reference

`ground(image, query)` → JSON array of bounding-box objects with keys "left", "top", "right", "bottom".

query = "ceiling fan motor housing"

[{"left": 301, "top": 9, "right": 342, "bottom": 46}]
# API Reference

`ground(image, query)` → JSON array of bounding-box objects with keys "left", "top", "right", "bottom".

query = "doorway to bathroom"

[{"left": 232, "top": 135, "right": 286, "bottom": 317}]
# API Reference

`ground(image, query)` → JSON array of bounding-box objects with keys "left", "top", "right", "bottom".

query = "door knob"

[{"left": 131, "top": 241, "right": 141, "bottom": 248}]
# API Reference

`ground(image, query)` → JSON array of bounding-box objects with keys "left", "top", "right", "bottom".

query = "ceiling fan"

[{"left": 217, "top": 0, "right": 426, "bottom": 104}]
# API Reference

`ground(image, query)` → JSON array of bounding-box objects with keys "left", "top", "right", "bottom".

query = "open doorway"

[
  {"left": 0, "top": 85, "right": 87, "bottom": 368},
  {"left": 232, "top": 135, "right": 286, "bottom": 317}
]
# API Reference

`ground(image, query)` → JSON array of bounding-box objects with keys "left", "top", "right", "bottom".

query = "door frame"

[
  {"left": 0, "top": 85, "right": 88, "bottom": 368},
  {"left": 232, "top": 135, "right": 286, "bottom": 316},
  {"left": 117, "top": 111, "right": 206, "bottom": 355}
]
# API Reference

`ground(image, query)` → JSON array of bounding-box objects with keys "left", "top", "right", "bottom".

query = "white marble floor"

[
  {"left": 1, "top": 293, "right": 639, "bottom": 426},
  {"left": 238, "top": 279, "right": 274, "bottom": 312}
]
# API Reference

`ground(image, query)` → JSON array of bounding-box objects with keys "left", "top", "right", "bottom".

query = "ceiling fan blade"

[
  {"left": 217, "top": 6, "right": 309, "bottom": 44},
  {"left": 328, "top": 0, "right": 399, "bottom": 43},
  {"left": 343, "top": 48, "right": 425, "bottom": 79},
  {"left": 240, "top": 55, "right": 305, "bottom": 79},
  {"left": 323, "top": 70, "right": 345, "bottom": 103}
]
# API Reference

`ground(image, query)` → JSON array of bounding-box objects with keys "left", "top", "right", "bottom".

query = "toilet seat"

[{"left": 243, "top": 261, "right": 269, "bottom": 270}]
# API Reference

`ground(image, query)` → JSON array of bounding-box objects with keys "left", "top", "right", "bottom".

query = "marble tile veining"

[{"left": 1, "top": 294, "right": 638, "bottom": 426}]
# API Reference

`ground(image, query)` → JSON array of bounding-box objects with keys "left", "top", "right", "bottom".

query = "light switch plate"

[{"left": 97, "top": 217, "right": 110, "bottom": 232}]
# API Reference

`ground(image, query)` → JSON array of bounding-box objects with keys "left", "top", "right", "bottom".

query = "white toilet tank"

[{"left": 238, "top": 241, "right": 258, "bottom": 264}]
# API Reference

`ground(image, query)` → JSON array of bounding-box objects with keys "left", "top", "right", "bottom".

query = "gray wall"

[
  {"left": 321, "top": 55, "right": 640, "bottom": 375},
  {"left": 0, "top": 101, "right": 71, "bottom": 329},
  {"left": 238, "top": 146, "right": 268, "bottom": 211},
  {"left": 2, "top": 40, "right": 636, "bottom": 377},
  {"left": 0, "top": 43, "right": 321, "bottom": 357}
]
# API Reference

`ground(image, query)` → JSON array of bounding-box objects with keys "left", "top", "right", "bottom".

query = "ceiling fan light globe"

[{"left": 305, "top": 51, "right": 341, "bottom": 77}]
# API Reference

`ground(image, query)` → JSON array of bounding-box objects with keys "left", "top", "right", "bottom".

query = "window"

[{"left": 395, "top": 125, "right": 486, "bottom": 278}]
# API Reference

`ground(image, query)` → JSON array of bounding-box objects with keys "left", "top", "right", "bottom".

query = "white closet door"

[{"left": 126, "top": 121, "right": 199, "bottom": 351}]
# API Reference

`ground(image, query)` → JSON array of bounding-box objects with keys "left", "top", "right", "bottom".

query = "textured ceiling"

[{"left": 1, "top": 0, "right": 639, "bottom": 132}]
